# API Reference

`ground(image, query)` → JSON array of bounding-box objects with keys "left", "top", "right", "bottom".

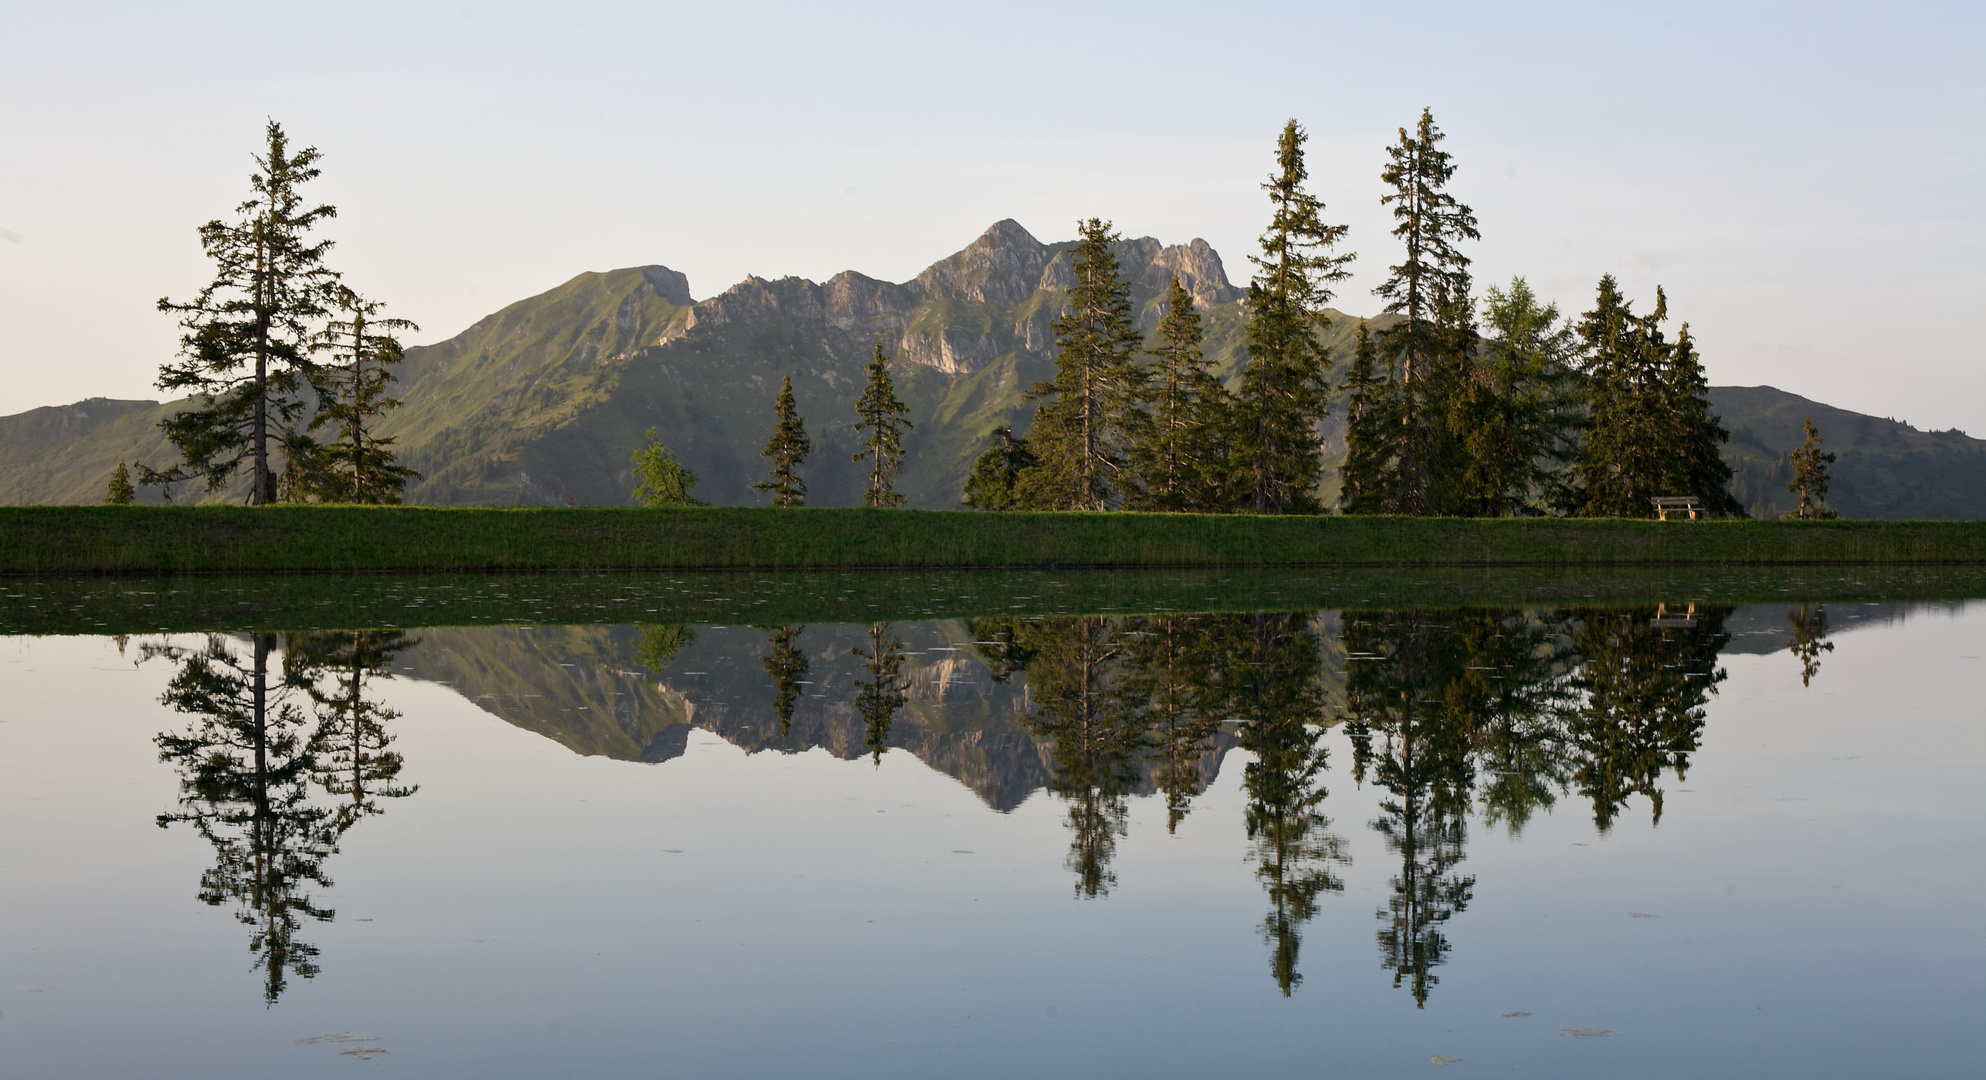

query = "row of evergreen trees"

[
  {"left": 136, "top": 121, "right": 418, "bottom": 505},
  {"left": 961, "top": 112, "right": 1741, "bottom": 518}
]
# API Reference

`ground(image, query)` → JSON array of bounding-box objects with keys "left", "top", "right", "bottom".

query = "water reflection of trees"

[
  {"left": 1786, "top": 604, "right": 1831, "bottom": 687},
  {"left": 972, "top": 604, "right": 1732, "bottom": 1003},
  {"left": 851, "top": 622, "right": 907, "bottom": 764},
  {"left": 756, "top": 624, "right": 809, "bottom": 738},
  {"left": 146, "top": 630, "right": 415, "bottom": 1004}
]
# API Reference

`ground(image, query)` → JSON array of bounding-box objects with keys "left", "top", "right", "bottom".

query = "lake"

[{"left": 2, "top": 571, "right": 1982, "bottom": 1077}]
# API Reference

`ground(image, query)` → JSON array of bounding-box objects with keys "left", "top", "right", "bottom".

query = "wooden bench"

[{"left": 1651, "top": 496, "right": 1702, "bottom": 521}]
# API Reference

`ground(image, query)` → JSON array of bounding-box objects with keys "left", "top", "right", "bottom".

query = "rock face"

[
  {"left": 358, "top": 219, "right": 1270, "bottom": 508},
  {"left": 681, "top": 219, "right": 1244, "bottom": 377}
]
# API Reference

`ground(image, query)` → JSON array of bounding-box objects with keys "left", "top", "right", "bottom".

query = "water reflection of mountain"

[{"left": 398, "top": 621, "right": 1240, "bottom": 811}]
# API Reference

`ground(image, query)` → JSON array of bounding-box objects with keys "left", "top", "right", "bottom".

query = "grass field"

[{"left": 3, "top": 505, "right": 1986, "bottom": 575}]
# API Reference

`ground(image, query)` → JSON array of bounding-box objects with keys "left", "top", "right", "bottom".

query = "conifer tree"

[
  {"left": 757, "top": 624, "right": 810, "bottom": 737},
  {"left": 1371, "top": 108, "right": 1480, "bottom": 515},
  {"left": 751, "top": 374, "right": 811, "bottom": 507},
  {"left": 1786, "top": 417, "right": 1837, "bottom": 520},
  {"left": 852, "top": 345, "right": 912, "bottom": 508},
  {"left": 961, "top": 425, "right": 1037, "bottom": 510},
  {"left": 1448, "top": 278, "right": 1583, "bottom": 516},
  {"left": 1128, "top": 277, "right": 1228, "bottom": 511},
  {"left": 1575, "top": 281, "right": 1740, "bottom": 517},
  {"left": 147, "top": 633, "right": 338, "bottom": 1003},
  {"left": 630, "top": 428, "right": 705, "bottom": 507},
  {"left": 1786, "top": 603, "right": 1832, "bottom": 685},
  {"left": 1338, "top": 322, "right": 1395, "bottom": 514},
  {"left": 287, "top": 629, "right": 419, "bottom": 834},
  {"left": 152, "top": 121, "right": 339, "bottom": 504},
  {"left": 1572, "top": 276, "right": 1661, "bottom": 516},
  {"left": 106, "top": 460, "right": 137, "bottom": 505},
  {"left": 1013, "top": 219, "right": 1146, "bottom": 511},
  {"left": 1231, "top": 121, "right": 1354, "bottom": 514},
  {"left": 1664, "top": 321, "right": 1742, "bottom": 516},
  {"left": 309, "top": 286, "right": 420, "bottom": 503},
  {"left": 851, "top": 621, "right": 906, "bottom": 763}
]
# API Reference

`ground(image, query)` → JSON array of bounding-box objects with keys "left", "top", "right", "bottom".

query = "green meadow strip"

[{"left": 3, "top": 506, "right": 1986, "bottom": 575}]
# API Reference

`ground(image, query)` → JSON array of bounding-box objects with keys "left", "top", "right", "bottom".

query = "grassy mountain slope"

[
  {"left": 5, "top": 224, "right": 1980, "bottom": 518},
  {"left": 1712, "top": 386, "right": 1986, "bottom": 519},
  {"left": 0, "top": 398, "right": 184, "bottom": 505}
]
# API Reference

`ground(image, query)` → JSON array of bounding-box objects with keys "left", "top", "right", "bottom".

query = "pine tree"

[
  {"left": 1572, "top": 276, "right": 1659, "bottom": 516},
  {"left": 1448, "top": 278, "right": 1583, "bottom": 516},
  {"left": 1371, "top": 108, "right": 1479, "bottom": 515},
  {"left": 851, "top": 621, "right": 906, "bottom": 763},
  {"left": 852, "top": 345, "right": 912, "bottom": 508},
  {"left": 1663, "top": 321, "right": 1742, "bottom": 516},
  {"left": 1013, "top": 219, "right": 1146, "bottom": 511},
  {"left": 1575, "top": 282, "right": 1740, "bottom": 517},
  {"left": 1127, "top": 276, "right": 1228, "bottom": 511},
  {"left": 751, "top": 374, "right": 811, "bottom": 507},
  {"left": 757, "top": 624, "right": 810, "bottom": 737},
  {"left": 105, "top": 459, "right": 136, "bottom": 505},
  {"left": 1231, "top": 121, "right": 1354, "bottom": 515},
  {"left": 630, "top": 428, "right": 704, "bottom": 507},
  {"left": 287, "top": 629, "right": 419, "bottom": 834},
  {"left": 309, "top": 286, "right": 421, "bottom": 503},
  {"left": 1786, "top": 417, "right": 1837, "bottom": 520},
  {"left": 152, "top": 121, "right": 339, "bottom": 504},
  {"left": 961, "top": 425, "right": 1037, "bottom": 510},
  {"left": 1338, "top": 322, "right": 1398, "bottom": 514},
  {"left": 147, "top": 633, "right": 339, "bottom": 1003}
]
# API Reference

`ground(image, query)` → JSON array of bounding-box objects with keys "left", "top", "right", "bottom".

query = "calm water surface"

[{"left": 2, "top": 596, "right": 1982, "bottom": 1077}]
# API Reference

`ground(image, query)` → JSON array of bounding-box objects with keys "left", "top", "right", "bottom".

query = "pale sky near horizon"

[{"left": 2, "top": 2, "right": 1980, "bottom": 431}]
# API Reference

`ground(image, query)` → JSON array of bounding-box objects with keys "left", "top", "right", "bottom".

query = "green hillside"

[
  {"left": 1712, "top": 385, "right": 1986, "bottom": 519},
  {"left": 3, "top": 221, "right": 1981, "bottom": 518}
]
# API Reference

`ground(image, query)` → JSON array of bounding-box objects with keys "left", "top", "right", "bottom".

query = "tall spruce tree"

[
  {"left": 148, "top": 633, "right": 338, "bottom": 1003},
  {"left": 1127, "top": 277, "right": 1228, "bottom": 511},
  {"left": 1339, "top": 322, "right": 1396, "bottom": 514},
  {"left": 152, "top": 121, "right": 339, "bottom": 504},
  {"left": 758, "top": 624, "right": 810, "bottom": 737},
  {"left": 1786, "top": 417, "right": 1837, "bottom": 520},
  {"left": 851, "top": 621, "right": 907, "bottom": 763},
  {"left": 1232, "top": 121, "right": 1354, "bottom": 514},
  {"left": 1013, "top": 219, "right": 1147, "bottom": 511},
  {"left": 308, "top": 286, "right": 420, "bottom": 503},
  {"left": 1663, "top": 321, "right": 1742, "bottom": 516},
  {"left": 1574, "top": 281, "right": 1740, "bottom": 517},
  {"left": 752, "top": 374, "right": 811, "bottom": 507},
  {"left": 1572, "top": 276, "right": 1660, "bottom": 516},
  {"left": 853, "top": 345, "right": 912, "bottom": 508},
  {"left": 961, "top": 425, "right": 1037, "bottom": 510},
  {"left": 1371, "top": 108, "right": 1480, "bottom": 515},
  {"left": 1448, "top": 278, "right": 1583, "bottom": 516}
]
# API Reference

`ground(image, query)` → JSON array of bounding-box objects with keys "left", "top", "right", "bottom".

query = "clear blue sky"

[{"left": 2, "top": 1, "right": 1980, "bottom": 431}]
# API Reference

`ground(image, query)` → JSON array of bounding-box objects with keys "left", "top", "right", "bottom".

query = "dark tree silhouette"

[{"left": 148, "top": 633, "right": 339, "bottom": 1004}]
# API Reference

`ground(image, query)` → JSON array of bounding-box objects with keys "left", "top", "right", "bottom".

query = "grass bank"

[{"left": 3, "top": 505, "right": 1985, "bottom": 575}]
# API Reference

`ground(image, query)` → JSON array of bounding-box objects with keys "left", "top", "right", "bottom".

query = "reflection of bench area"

[
  {"left": 1651, "top": 602, "right": 1700, "bottom": 629},
  {"left": 1651, "top": 496, "right": 1703, "bottom": 521}
]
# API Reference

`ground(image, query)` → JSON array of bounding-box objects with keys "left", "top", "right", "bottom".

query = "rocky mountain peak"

[
  {"left": 913, "top": 219, "right": 1053, "bottom": 305},
  {"left": 642, "top": 265, "right": 694, "bottom": 306}
]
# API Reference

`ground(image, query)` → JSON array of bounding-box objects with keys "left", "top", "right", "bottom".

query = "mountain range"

[{"left": 4, "top": 220, "right": 1982, "bottom": 518}]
